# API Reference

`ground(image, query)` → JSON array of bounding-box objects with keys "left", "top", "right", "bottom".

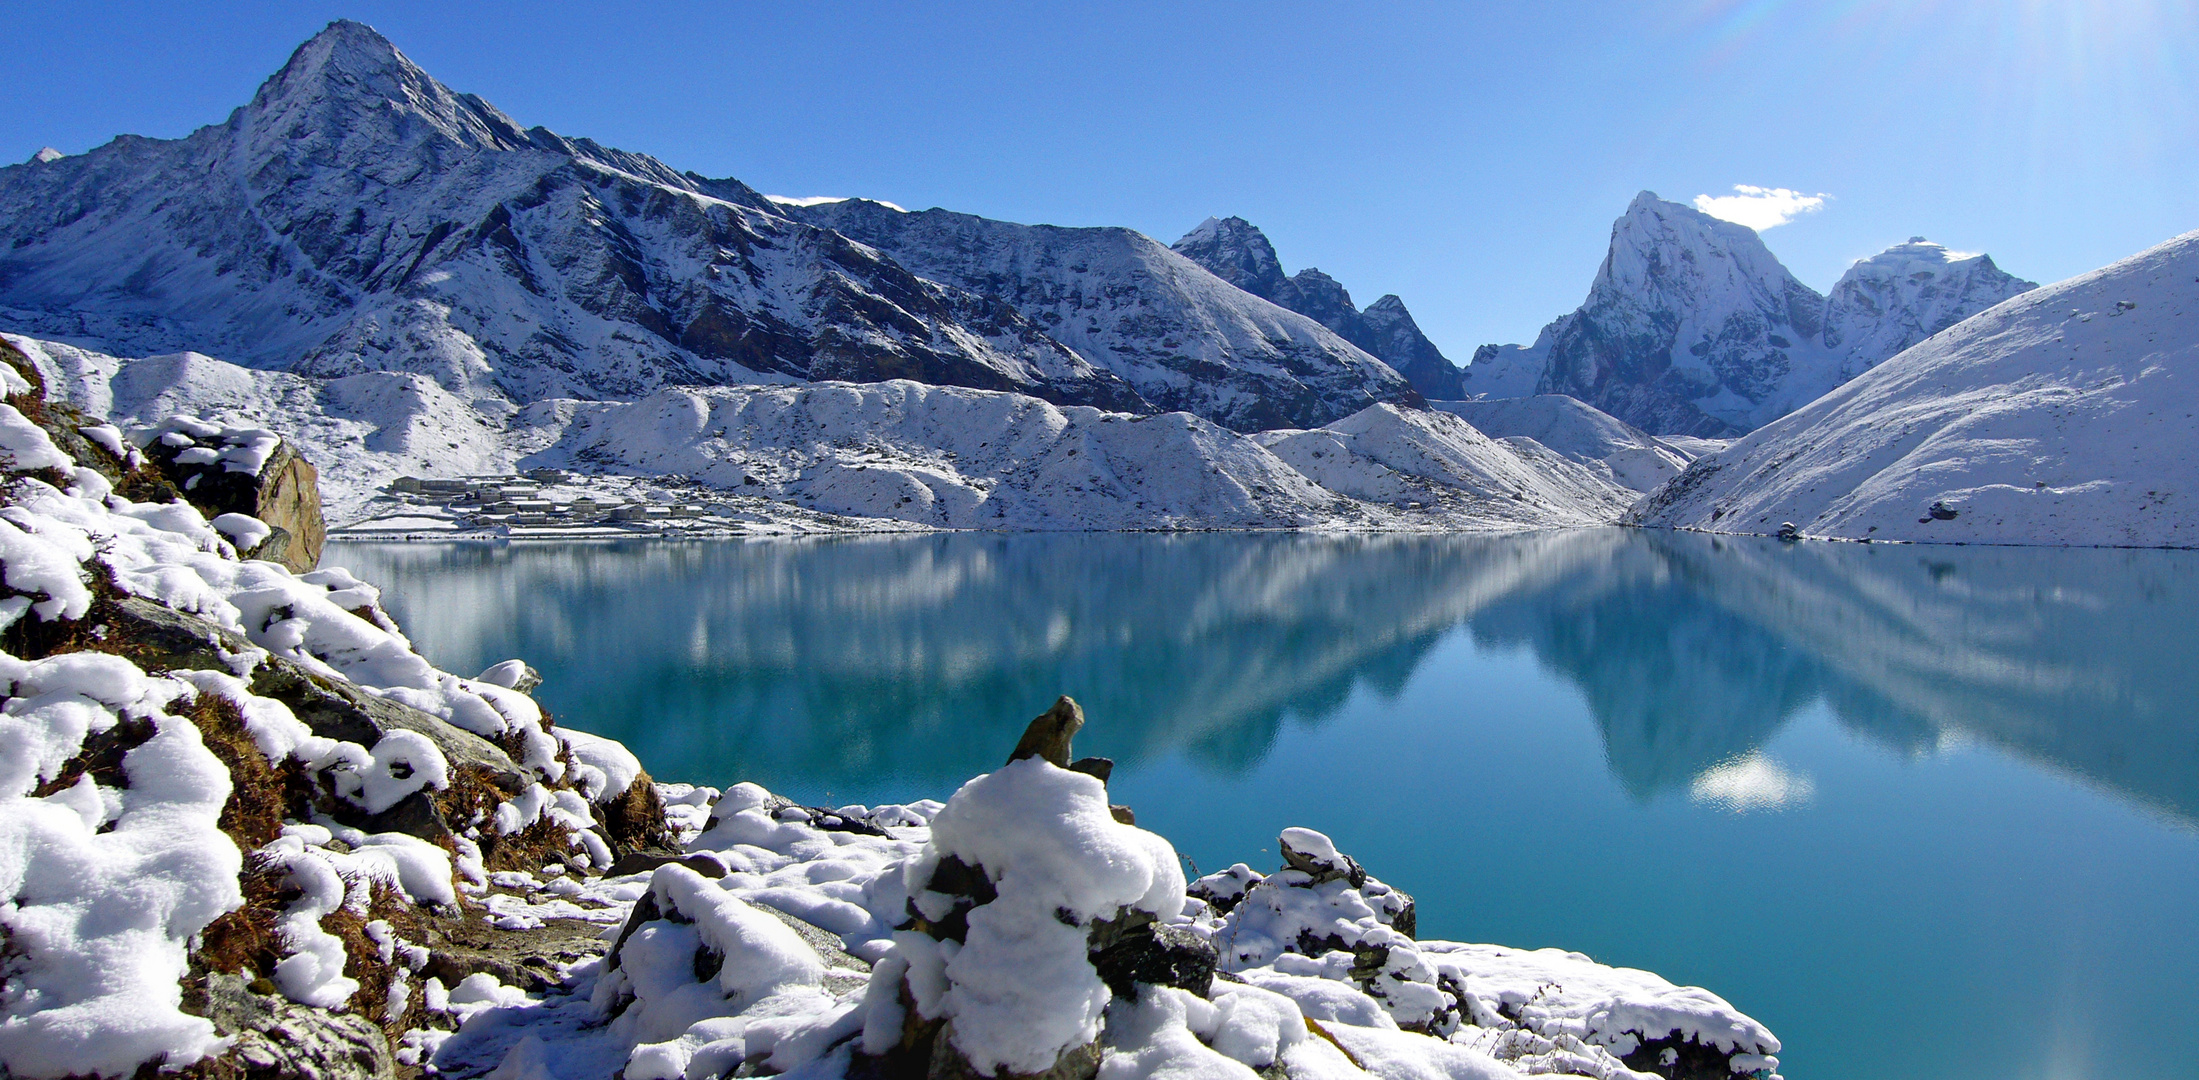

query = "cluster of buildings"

[{"left": 383, "top": 470, "right": 728, "bottom": 528}]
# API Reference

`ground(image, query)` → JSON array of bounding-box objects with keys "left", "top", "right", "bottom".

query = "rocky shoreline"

[{"left": 0, "top": 338, "right": 1779, "bottom": 1080}]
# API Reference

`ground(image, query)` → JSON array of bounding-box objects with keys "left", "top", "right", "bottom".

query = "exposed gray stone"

[{"left": 188, "top": 972, "right": 396, "bottom": 1080}]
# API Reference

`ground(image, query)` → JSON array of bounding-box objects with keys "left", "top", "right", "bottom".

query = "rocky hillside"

[
  {"left": 785, "top": 201, "right": 1419, "bottom": 431},
  {"left": 1464, "top": 193, "right": 2035, "bottom": 437},
  {"left": 0, "top": 339, "right": 678, "bottom": 1078},
  {"left": 1628, "top": 226, "right": 2199, "bottom": 546},
  {"left": 1172, "top": 216, "right": 1466, "bottom": 399}
]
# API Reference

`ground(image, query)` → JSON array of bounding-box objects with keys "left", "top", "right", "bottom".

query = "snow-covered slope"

[
  {"left": 789, "top": 201, "right": 1419, "bottom": 431},
  {"left": 1463, "top": 193, "right": 2033, "bottom": 437},
  {"left": 16, "top": 333, "right": 1629, "bottom": 530},
  {"left": 9, "top": 335, "right": 535, "bottom": 521},
  {"left": 1431, "top": 395, "right": 1690, "bottom": 492},
  {"left": 1172, "top": 216, "right": 1466, "bottom": 399},
  {"left": 0, "top": 21, "right": 1145, "bottom": 412},
  {"left": 1629, "top": 228, "right": 2199, "bottom": 546}
]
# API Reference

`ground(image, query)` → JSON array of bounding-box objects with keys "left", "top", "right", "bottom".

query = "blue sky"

[{"left": 5, "top": 1, "right": 2194, "bottom": 359}]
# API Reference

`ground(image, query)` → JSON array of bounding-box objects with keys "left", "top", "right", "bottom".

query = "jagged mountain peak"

[
  {"left": 28, "top": 148, "right": 63, "bottom": 164},
  {"left": 1596, "top": 192, "right": 1806, "bottom": 312},
  {"left": 1168, "top": 215, "right": 1464, "bottom": 400},
  {"left": 254, "top": 20, "right": 425, "bottom": 110},
  {"left": 243, "top": 18, "right": 531, "bottom": 156},
  {"left": 1171, "top": 215, "right": 1287, "bottom": 297},
  {"left": 1836, "top": 237, "right": 2001, "bottom": 283}
]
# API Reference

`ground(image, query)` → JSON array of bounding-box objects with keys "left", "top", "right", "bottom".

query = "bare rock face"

[
  {"left": 143, "top": 417, "right": 327, "bottom": 572},
  {"left": 249, "top": 445, "right": 327, "bottom": 570}
]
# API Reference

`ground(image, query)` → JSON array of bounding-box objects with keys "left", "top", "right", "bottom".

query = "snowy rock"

[
  {"left": 870, "top": 697, "right": 1195, "bottom": 1080},
  {"left": 1465, "top": 193, "right": 2033, "bottom": 436},
  {"left": 0, "top": 651, "right": 242, "bottom": 1079},
  {"left": 1195, "top": 830, "right": 1778, "bottom": 1078},
  {"left": 1629, "top": 225, "right": 2199, "bottom": 547},
  {"left": 189, "top": 971, "right": 399, "bottom": 1080},
  {"left": 477, "top": 658, "right": 543, "bottom": 694},
  {"left": 141, "top": 415, "right": 326, "bottom": 571}
]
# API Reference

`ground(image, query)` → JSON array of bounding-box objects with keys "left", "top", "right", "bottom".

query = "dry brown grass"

[{"left": 596, "top": 769, "right": 676, "bottom": 856}]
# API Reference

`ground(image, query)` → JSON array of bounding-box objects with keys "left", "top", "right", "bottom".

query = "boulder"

[
  {"left": 1089, "top": 914, "right": 1216, "bottom": 999},
  {"left": 245, "top": 658, "right": 526, "bottom": 792},
  {"left": 88, "top": 596, "right": 528, "bottom": 835},
  {"left": 143, "top": 417, "right": 326, "bottom": 572}
]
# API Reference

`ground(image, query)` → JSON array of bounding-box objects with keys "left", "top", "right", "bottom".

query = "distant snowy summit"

[
  {"left": 0, "top": 20, "right": 1412, "bottom": 433},
  {"left": 1465, "top": 192, "right": 2035, "bottom": 437},
  {"left": 1170, "top": 216, "right": 1465, "bottom": 399}
]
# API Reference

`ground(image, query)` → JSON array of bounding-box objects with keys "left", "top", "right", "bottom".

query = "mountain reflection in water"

[{"left": 332, "top": 530, "right": 2199, "bottom": 828}]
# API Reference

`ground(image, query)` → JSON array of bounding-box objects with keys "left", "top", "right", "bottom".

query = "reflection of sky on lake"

[{"left": 332, "top": 530, "right": 2199, "bottom": 1080}]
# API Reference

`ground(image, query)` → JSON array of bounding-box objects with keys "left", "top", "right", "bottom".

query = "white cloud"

[
  {"left": 1689, "top": 751, "right": 1815, "bottom": 812},
  {"left": 1692, "top": 185, "right": 1829, "bottom": 231}
]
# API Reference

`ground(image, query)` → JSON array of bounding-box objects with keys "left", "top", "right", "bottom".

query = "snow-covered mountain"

[
  {"left": 782, "top": 201, "right": 1418, "bottom": 431},
  {"left": 1628, "top": 227, "right": 2199, "bottom": 546},
  {"left": 1464, "top": 192, "right": 2035, "bottom": 436},
  {"left": 3, "top": 20, "right": 1429, "bottom": 424},
  {"left": 1170, "top": 216, "right": 1466, "bottom": 399}
]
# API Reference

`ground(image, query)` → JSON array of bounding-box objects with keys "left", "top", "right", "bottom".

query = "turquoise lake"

[{"left": 327, "top": 530, "right": 2199, "bottom": 1080}]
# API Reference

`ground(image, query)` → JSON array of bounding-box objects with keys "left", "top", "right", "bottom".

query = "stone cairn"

[{"left": 857, "top": 696, "right": 1217, "bottom": 1080}]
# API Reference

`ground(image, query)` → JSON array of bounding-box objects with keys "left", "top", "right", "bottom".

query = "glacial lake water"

[{"left": 327, "top": 530, "right": 2199, "bottom": 1080}]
